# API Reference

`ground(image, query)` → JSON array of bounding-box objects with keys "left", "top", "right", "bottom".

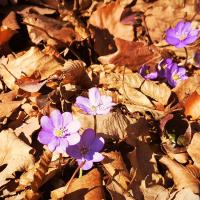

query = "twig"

[{"left": 184, "top": 47, "right": 188, "bottom": 66}]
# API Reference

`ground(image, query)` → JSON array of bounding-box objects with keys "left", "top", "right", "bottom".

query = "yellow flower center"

[
  {"left": 173, "top": 74, "right": 179, "bottom": 80},
  {"left": 145, "top": 69, "right": 150, "bottom": 74},
  {"left": 54, "top": 129, "right": 63, "bottom": 137},
  {"left": 90, "top": 105, "right": 97, "bottom": 111},
  {"left": 178, "top": 34, "right": 187, "bottom": 41}
]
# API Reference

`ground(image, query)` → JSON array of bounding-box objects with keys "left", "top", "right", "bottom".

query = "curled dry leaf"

[
  {"left": 0, "top": 100, "right": 23, "bottom": 119},
  {"left": 0, "top": 129, "right": 35, "bottom": 187},
  {"left": 89, "top": 0, "right": 134, "bottom": 41},
  {"left": 173, "top": 75, "right": 200, "bottom": 102},
  {"left": 159, "top": 155, "right": 200, "bottom": 194},
  {"left": 51, "top": 168, "right": 104, "bottom": 200},
  {"left": 103, "top": 151, "right": 134, "bottom": 200},
  {"left": 168, "top": 188, "right": 200, "bottom": 200},
  {"left": 23, "top": 13, "right": 79, "bottom": 47},
  {"left": 73, "top": 109, "right": 132, "bottom": 140},
  {"left": 0, "top": 47, "right": 62, "bottom": 90},
  {"left": 184, "top": 90, "right": 200, "bottom": 120},
  {"left": 98, "top": 38, "right": 161, "bottom": 70},
  {"left": 24, "top": 149, "right": 52, "bottom": 200},
  {"left": 187, "top": 133, "right": 200, "bottom": 169}
]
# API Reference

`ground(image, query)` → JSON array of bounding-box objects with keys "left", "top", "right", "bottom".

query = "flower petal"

[
  {"left": 67, "top": 132, "right": 81, "bottom": 145},
  {"left": 78, "top": 159, "right": 93, "bottom": 170},
  {"left": 50, "top": 110, "right": 63, "bottom": 129},
  {"left": 183, "top": 35, "right": 198, "bottom": 45},
  {"left": 175, "top": 21, "right": 185, "bottom": 33},
  {"left": 166, "top": 36, "right": 180, "bottom": 46},
  {"left": 166, "top": 29, "right": 177, "bottom": 38},
  {"left": 92, "top": 152, "right": 104, "bottom": 162},
  {"left": 76, "top": 96, "right": 93, "bottom": 114},
  {"left": 81, "top": 128, "right": 96, "bottom": 147},
  {"left": 65, "top": 120, "right": 81, "bottom": 134},
  {"left": 90, "top": 136, "right": 105, "bottom": 152},
  {"left": 66, "top": 144, "right": 82, "bottom": 159},
  {"left": 38, "top": 130, "right": 54, "bottom": 145},
  {"left": 181, "top": 21, "right": 191, "bottom": 33},
  {"left": 88, "top": 87, "right": 101, "bottom": 107},
  {"left": 55, "top": 137, "right": 69, "bottom": 153},
  {"left": 48, "top": 137, "right": 59, "bottom": 152},
  {"left": 62, "top": 112, "right": 73, "bottom": 127},
  {"left": 40, "top": 116, "right": 54, "bottom": 131}
]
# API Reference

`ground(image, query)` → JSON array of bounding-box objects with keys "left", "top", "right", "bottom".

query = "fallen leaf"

[
  {"left": 98, "top": 38, "right": 161, "bottom": 70},
  {"left": 0, "top": 129, "right": 35, "bottom": 187},
  {"left": 184, "top": 90, "right": 200, "bottom": 120},
  {"left": 103, "top": 151, "right": 134, "bottom": 200},
  {"left": 159, "top": 155, "right": 200, "bottom": 194},
  {"left": 51, "top": 168, "right": 104, "bottom": 200},
  {"left": 187, "top": 133, "right": 200, "bottom": 169}
]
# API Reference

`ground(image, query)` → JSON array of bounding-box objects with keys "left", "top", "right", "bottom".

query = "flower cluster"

[
  {"left": 165, "top": 21, "right": 199, "bottom": 48},
  {"left": 38, "top": 87, "right": 115, "bottom": 170},
  {"left": 139, "top": 58, "right": 188, "bottom": 87}
]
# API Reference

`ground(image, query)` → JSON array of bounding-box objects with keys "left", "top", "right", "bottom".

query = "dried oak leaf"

[
  {"left": 0, "top": 47, "right": 62, "bottom": 90},
  {"left": 98, "top": 38, "right": 161, "bottom": 70},
  {"left": 103, "top": 151, "right": 134, "bottom": 200},
  {"left": 73, "top": 109, "right": 132, "bottom": 140},
  {"left": 159, "top": 155, "right": 200, "bottom": 194},
  {"left": 23, "top": 13, "right": 79, "bottom": 47},
  {"left": 89, "top": 0, "right": 134, "bottom": 41},
  {"left": 0, "top": 129, "right": 35, "bottom": 187},
  {"left": 173, "top": 75, "right": 200, "bottom": 102},
  {"left": 51, "top": 168, "right": 104, "bottom": 200},
  {"left": 187, "top": 133, "right": 200, "bottom": 169},
  {"left": 0, "top": 11, "right": 19, "bottom": 46},
  {"left": 168, "top": 188, "right": 200, "bottom": 200}
]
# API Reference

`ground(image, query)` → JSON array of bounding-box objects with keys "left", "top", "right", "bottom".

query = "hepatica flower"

[
  {"left": 157, "top": 58, "right": 174, "bottom": 78},
  {"left": 166, "top": 64, "right": 188, "bottom": 87},
  {"left": 139, "top": 65, "right": 158, "bottom": 80},
  {"left": 165, "top": 21, "right": 199, "bottom": 48},
  {"left": 38, "top": 110, "right": 81, "bottom": 153},
  {"left": 66, "top": 128, "right": 104, "bottom": 170},
  {"left": 76, "top": 87, "right": 115, "bottom": 115}
]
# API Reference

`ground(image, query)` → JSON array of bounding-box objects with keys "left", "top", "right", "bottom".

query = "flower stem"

[
  {"left": 79, "top": 168, "right": 83, "bottom": 178},
  {"left": 94, "top": 115, "right": 97, "bottom": 133},
  {"left": 184, "top": 47, "right": 188, "bottom": 66},
  {"left": 64, "top": 160, "right": 86, "bottom": 194}
]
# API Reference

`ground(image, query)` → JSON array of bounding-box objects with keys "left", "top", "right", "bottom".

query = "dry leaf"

[
  {"left": 0, "top": 129, "right": 35, "bottom": 187},
  {"left": 51, "top": 168, "right": 104, "bottom": 200},
  {"left": 23, "top": 13, "right": 79, "bottom": 47},
  {"left": 103, "top": 151, "right": 134, "bottom": 200},
  {"left": 159, "top": 155, "right": 200, "bottom": 194},
  {"left": 184, "top": 91, "right": 200, "bottom": 120},
  {"left": 0, "top": 47, "right": 62, "bottom": 90},
  {"left": 73, "top": 109, "right": 132, "bottom": 140},
  {"left": 98, "top": 38, "right": 161, "bottom": 70},
  {"left": 187, "top": 133, "right": 200, "bottom": 169}
]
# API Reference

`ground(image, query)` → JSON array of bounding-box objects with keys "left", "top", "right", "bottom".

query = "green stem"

[{"left": 79, "top": 168, "right": 83, "bottom": 178}]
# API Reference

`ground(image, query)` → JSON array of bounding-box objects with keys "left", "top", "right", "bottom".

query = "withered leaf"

[
  {"left": 159, "top": 155, "right": 200, "bottom": 194},
  {"left": 98, "top": 38, "right": 161, "bottom": 70},
  {"left": 0, "top": 129, "right": 35, "bottom": 187},
  {"left": 51, "top": 168, "right": 104, "bottom": 200}
]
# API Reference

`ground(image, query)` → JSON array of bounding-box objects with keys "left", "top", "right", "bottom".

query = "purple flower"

[
  {"left": 166, "top": 64, "right": 188, "bottom": 87},
  {"left": 66, "top": 129, "right": 104, "bottom": 170},
  {"left": 165, "top": 21, "right": 199, "bottom": 48},
  {"left": 139, "top": 65, "right": 158, "bottom": 80},
  {"left": 157, "top": 58, "right": 174, "bottom": 78},
  {"left": 76, "top": 87, "right": 115, "bottom": 115},
  {"left": 38, "top": 110, "right": 81, "bottom": 153}
]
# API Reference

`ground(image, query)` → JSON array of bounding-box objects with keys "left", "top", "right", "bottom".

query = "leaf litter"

[{"left": 0, "top": 0, "right": 200, "bottom": 200}]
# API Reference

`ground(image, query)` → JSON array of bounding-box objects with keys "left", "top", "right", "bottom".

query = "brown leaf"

[
  {"left": 0, "top": 47, "right": 62, "bottom": 90},
  {"left": 2, "top": 11, "right": 19, "bottom": 31},
  {"left": 98, "top": 38, "right": 161, "bottom": 70},
  {"left": 0, "top": 129, "right": 35, "bottom": 187},
  {"left": 73, "top": 109, "right": 131, "bottom": 140},
  {"left": 89, "top": 0, "right": 134, "bottom": 41},
  {"left": 23, "top": 13, "right": 79, "bottom": 47},
  {"left": 187, "top": 133, "right": 200, "bottom": 169},
  {"left": 184, "top": 90, "right": 200, "bottom": 120},
  {"left": 51, "top": 168, "right": 104, "bottom": 200},
  {"left": 159, "top": 155, "right": 200, "bottom": 194},
  {"left": 103, "top": 151, "right": 134, "bottom": 200},
  {"left": 0, "top": 100, "right": 23, "bottom": 118}
]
